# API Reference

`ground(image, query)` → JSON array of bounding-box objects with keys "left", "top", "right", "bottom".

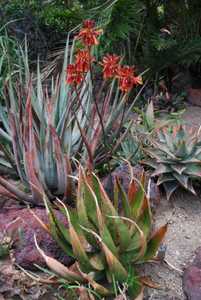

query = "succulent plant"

[
  {"left": 0, "top": 21, "right": 144, "bottom": 206},
  {"left": 144, "top": 125, "right": 201, "bottom": 200},
  {"left": 0, "top": 36, "right": 86, "bottom": 205},
  {"left": 34, "top": 165, "right": 167, "bottom": 299}
]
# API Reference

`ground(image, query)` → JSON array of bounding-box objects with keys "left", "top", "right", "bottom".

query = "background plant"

[
  {"left": 0, "top": 27, "right": 21, "bottom": 101},
  {"left": 143, "top": 125, "right": 201, "bottom": 200},
  {"left": 2, "top": 0, "right": 201, "bottom": 79},
  {"left": 116, "top": 101, "right": 173, "bottom": 166}
]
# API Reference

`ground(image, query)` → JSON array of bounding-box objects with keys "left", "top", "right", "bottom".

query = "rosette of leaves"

[
  {"left": 144, "top": 125, "right": 201, "bottom": 200},
  {"left": 34, "top": 165, "right": 167, "bottom": 299},
  {"left": 0, "top": 36, "right": 86, "bottom": 205}
]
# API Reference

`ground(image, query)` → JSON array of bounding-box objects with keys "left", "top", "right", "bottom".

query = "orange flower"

[
  {"left": 75, "top": 49, "right": 94, "bottom": 73},
  {"left": 66, "top": 64, "right": 84, "bottom": 86},
  {"left": 133, "top": 75, "right": 143, "bottom": 85},
  {"left": 117, "top": 66, "right": 142, "bottom": 93},
  {"left": 102, "top": 54, "right": 120, "bottom": 79},
  {"left": 77, "top": 19, "right": 103, "bottom": 47}
]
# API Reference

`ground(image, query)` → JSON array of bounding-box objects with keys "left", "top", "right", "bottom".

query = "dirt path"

[
  {"left": 145, "top": 191, "right": 201, "bottom": 299},
  {"left": 183, "top": 105, "right": 201, "bottom": 129}
]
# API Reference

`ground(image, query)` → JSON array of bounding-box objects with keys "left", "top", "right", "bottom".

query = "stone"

[
  {"left": 102, "top": 163, "right": 160, "bottom": 208},
  {"left": 183, "top": 247, "right": 201, "bottom": 299},
  {"left": 102, "top": 163, "right": 143, "bottom": 197},
  {"left": 0, "top": 208, "right": 73, "bottom": 270},
  {"left": 187, "top": 88, "right": 201, "bottom": 107}
]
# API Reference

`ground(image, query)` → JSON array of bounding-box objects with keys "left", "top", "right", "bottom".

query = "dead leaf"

[{"left": 140, "top": 276, "right": 160, "bottom": 289}]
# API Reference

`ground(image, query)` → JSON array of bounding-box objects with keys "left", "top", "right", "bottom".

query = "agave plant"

[
  {"left": 33, "top": 165, "right": 167, "bottom": 299},
  {"left": 0, "top": 20, "right": 144, "bottom": 205},
  {"left": 144, "top": 125, "right": 201, "bottom": 200}
]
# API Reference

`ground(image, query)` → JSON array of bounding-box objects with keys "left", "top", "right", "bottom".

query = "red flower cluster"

[
  {"left": 66, "top": 19, "right": 143, "bottom": 92},
  {"left": 75, "top": 49, "right": 94, "bottom": 73},
  {"left": 77, "top": 19, "right": 103, "bottom": 47},
  {"left": 102, "top": 54, "right": 120, "bottom": 79},
  {"left": 66, "top": 64, "right": 84, "bottom": 86},
  {"left": 66, "top": 50, "right": 94, "bottom": 86},
  {"left": 66, "top": 20, "right": 101, "bottom": 86},
  {"left": 101, "top": 56, "right": 142, "bottom": 93},
  {"left": 117, "top": 66, "right": 142, "bottom": 93}
]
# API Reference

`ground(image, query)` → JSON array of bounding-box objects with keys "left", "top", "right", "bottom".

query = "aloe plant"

[
  {"left": 0, "top": 35, "right": 87, "bottom": 205},
  {"left": 34, "top": 165, "right": 167, "bottom": 299},
  {"left": 144, "top": 125, "right": 201, "bottom": 200},
  {"left": 0, "top": 21, "right": 145, "bottom": 205}
]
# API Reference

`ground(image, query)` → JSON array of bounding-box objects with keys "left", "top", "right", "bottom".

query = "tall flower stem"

[
  {"left": 87, "top": 48, "right": 107, "bottom": 149},
  {"left": 74, "top": 84, "right": 95, "bottom": 131},
  {"left": 87, "top": 48, "right": 113, "bottom": 175}
]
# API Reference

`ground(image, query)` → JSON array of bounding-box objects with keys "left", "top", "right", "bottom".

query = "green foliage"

[
  {"left": 117, "top": 131, "right": 143, "bottom": 165},
  {"left": 96, "top": 0, "right": 201, "bottom": 76},
  {"left": 1, "top": 0, "right": 83, "bottom": 32},
  {"left": 34, "top": 166, "right": 167, "bottom": 299},
  {"left": 0, "top": 29, "right": 21, "bottom": 101},
  {"left": 116, "top": 101, "right": 171, "bottom": 165},
  {"left": 2, "top": 0, "right": 201, "bottom": 75},
  {"left": 144, "top": 125, "right": 201, "bottom": 200},
  {"left": 97, "top": 0, "right": 143, "bottom": 59},
  {"left": 39, "top": 4, "right": 83, "bottom": 32},
  {"left": 142, "top": 1, "right": 201, "bottom": 72}
]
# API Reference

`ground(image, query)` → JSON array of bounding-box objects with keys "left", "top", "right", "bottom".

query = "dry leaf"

[{"left": 140, "top": 276, "right": 160, "bottom": 289}]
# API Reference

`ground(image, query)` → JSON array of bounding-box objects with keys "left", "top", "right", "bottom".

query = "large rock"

[
  {"left": 183, "top": 247, "right": 201, "bottom": 299},
  {"left": 0, "top": 208, "right": 73, "bottom": 270}
]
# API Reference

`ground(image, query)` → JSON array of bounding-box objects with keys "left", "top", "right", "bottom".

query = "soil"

[
  {"left": 144, "top": 191, "right": 201, "bottom": 299},
  {"left": 183, "top": 104, "right": 201, "bottom": 129}
]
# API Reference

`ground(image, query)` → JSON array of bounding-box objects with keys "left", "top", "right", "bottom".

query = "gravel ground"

[
  {"left": 183, "top": 105, "right": 201, "bottom": 129},
  {"left": 144, "top": 191, "right": 201, "bottom": 299}
]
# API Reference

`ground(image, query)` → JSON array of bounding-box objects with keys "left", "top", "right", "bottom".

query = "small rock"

[
  {"left": 183, "top": 247, "right": 201, "bottom": 299},
  {"left": 187, "top": 88, "right": 201, "bottom": 107},
  {"left": 0, "top": 208, "right": 73, "bottom": 270},
  {"left": 102, "top": 164, "right": 160, "bottom": 209},
  {"left": 102, "top": 163, "right": 144, "bottom": 198}
]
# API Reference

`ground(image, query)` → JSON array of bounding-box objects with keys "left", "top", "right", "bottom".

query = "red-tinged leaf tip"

[
  {"left": 142, "top": 224, "right": 168, "bottom": 261},
  {"left": 128, "top": 179, "right": 137, "bottom": 204},
  {"left": 150, "top": 223, "right": 168, "bottom": 243}
]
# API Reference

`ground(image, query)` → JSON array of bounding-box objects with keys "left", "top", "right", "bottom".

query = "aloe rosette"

[{"left": 34, "top": 165, "right": 167, "bottom": 299}]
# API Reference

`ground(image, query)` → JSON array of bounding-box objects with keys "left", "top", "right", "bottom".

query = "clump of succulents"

[
  {"left": 144, "top": 125, "right": 201, "bottom": 200},
  {"left": 34, "top": 165, "right": 167, "bottom": 299},
  {"left": 0, "top": 20, "right": 143, "bottom": 205}
]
